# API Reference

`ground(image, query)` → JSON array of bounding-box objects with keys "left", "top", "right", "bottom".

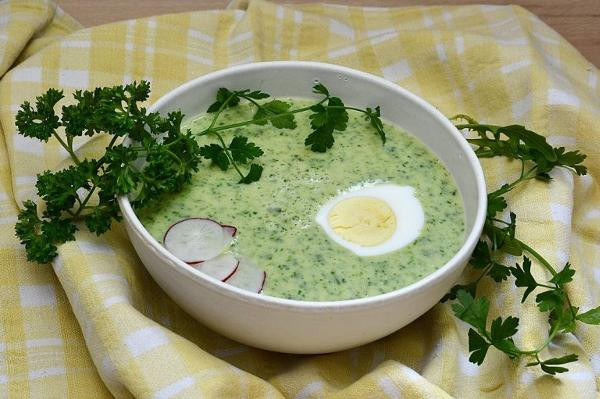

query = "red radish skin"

[
  {"left": 224, "top": 263, "right": 240, "bottom": 282},
  {"left": 193, "top": 253, "right": 240, "bottom": 282},
  {"left": 163, "top": 218, "right": 233, "bottom": 263},
  {"left": 225, "top": 259, "right": 266, "bottom": 293},
  {"left": 221, "top": 224, "right": 237, "bottom": 237},
  {"left": 258, "top": 271, "right": 266, "bottom": 294},
  {"left": 163, "top": 217, "right": 222, "bottom": 245}
]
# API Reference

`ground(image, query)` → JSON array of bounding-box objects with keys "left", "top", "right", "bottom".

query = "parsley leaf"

[
  {"left": 15, "top": 88, "right": 63, "bottom": 142},
  {"left": 489, "top": 262, "right": 511, "bottom": 282},
  {"left": 35, "top": 162, "right": 94, "bottom": 215},
  {"left": 319, "top": 97, "right": 348, "bottom": 130},
  {"left": 440, "top": 283, "right": 477, "bottom": 302},
  {"left": 244, "top": 90, "right": 270, "bottom": 100},
  {"left": 468, "top": 329, "right": 490, "bottom": 365},
  {"left": 510, "top": 257, "right": 538, "bottom": 302},
  {"left": 527, "top": 354, "right": 579, "bottom": 375},
  {"left": 535, "top": 289, "right": 565, "bottom": 313},
  {"left": 239, "top": 163, "right": 263, "bottom": 184},
  {"left": 489, "top": 316, "right": 520, "bottom": 358},
  {"left": 253, "top": 100, "right": 296, "bottom": 129},
  {"left": 101, "top": 145, "right": 140, "bottom": 194},
  {"left": 305, "top": 97, "right": 349, "bottom": 152},
  {"left": 200, "top": 144, "right": 230, "bottom": 170},
  {"left": 501, "top": 234, "right": 523, "bottom": 256},
  {"left": 484, "top": 212, "right": 522, "bottom": 255},
  {"left": 229, "top": 136, "right": 264, "bottom": 164},
  {"left": 207, "top": 88, "right": 241, "bottom": 113},
  {"left": 487, "top": 194, "right": 508, "bottom": 218},
  {"left": 15, "top": 200, "right": 76, "bottom": 263},
  {"left": 576, "top": 306, "right": 600, "bottom": 325},
  {"left": 452, "top": 289, "right": 489, "bottom": 334},
  {"left": 554, "top": 147, "right": 587, "bottom": 176},
  {"left": 464, "top": 315, "right": 521, "bottom": 366},
  {"left": 199, "top": 134, "right": 263, "bottom": 181},
  {"left": 84, "top": 201, "right": 119, "bottom": 235},
  {"left": 551, "top": 305, "right": 578, "bottom": 333},
  {"left": 305, "top": 124, "right": 335, "bottom": 153},
  {"left": 312, "top": 83, "right": 329, "bottom": 96},
  {"left": 470, "top": 240, "right": 491, "bottom": 269},
  {"left": 365, "top": 106, "right": 386, "bottom": 144},
  {"left": 207, "top": 88, "right": 270, "bottom": 113},
  {"left": 550, "top": 263, "right": 575, "bottom": 287}
]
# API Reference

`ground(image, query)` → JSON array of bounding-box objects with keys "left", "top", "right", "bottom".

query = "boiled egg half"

[{"left": 315, "top": 184, "right": 424, "bottom": 256}]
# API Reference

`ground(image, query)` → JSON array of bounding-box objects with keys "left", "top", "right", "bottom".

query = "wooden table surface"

[{"left": 55, "top": 0, "right": 599, "bottom": 68}]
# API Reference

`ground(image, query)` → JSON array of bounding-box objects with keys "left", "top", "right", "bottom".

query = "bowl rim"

[{"left": 117, "top": 61, "right": 487, "bottom": 311}]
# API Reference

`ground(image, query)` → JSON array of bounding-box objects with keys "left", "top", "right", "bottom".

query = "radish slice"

[
  {"left": 193, "top": 253, "right": 239, "bottom": 281},
  {"left": 221, "top": 224, "right": 237, "bottom": 237},
  {"left": 225, "top": 258, "right": 266, "bottom": 293},
  {"left": 163, "top": 218, "right": 233, "bottom": 263}
]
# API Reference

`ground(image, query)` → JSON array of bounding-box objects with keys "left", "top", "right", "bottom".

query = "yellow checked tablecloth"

[{"left": 0, "top": 0, "right": 599, "bottom": 397}]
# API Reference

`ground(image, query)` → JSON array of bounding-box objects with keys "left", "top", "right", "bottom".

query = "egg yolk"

[{"left": 328, "top": 197, "right": 397, "bottom": 246}]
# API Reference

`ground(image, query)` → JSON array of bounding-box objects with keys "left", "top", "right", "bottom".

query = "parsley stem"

[
  {"left": 208, "top": 92, "right": 237, "bottom": 131},
  {"left": 165, "top": 150, "right": 183, "bottom": 165},
  {"left": 325, "top": 105, "right": 370, "bottom": 114},
  {"left": 450, "top": 115, "right": 479, "bottom": 124},
  {"left": 565, "top": 293, "right": 577, "bottom": 321},
  {"left": 515, "top": 240, "right": 557, "bottom": 277},
  {"left": 201, "top": 98, "right": 328, "bottom": 135},
  {"left": 107, "top": 134, "right": 119, "bottom": 150},
  {"left": 74, "top": 185, "right": 96, "bottom": 218},
  {"left": 164, "top": 135, "right": 183, "bottom": 148},
  {"left": 488, "top": 168, "right": 537, "bottom": 199},
  {"left": 455, "top": 123, "right": 501, "bottom": 131},
  {"left": 67, "top": 135, "right": 74, "bottom": 153},
  {"left": 201, "top": 91, "right": 252, "bottom": 180},
  {"left": 475, "top": 263, "right": 494, "bottom": 284},
  {"left": 519, "top": 159, "right": 526, "bottom": 179},
  {"left": 538, "top": 283, "right": 556, "bottom": 290},
  {"left": 210, "top": 131, "right": 245, "bottom": 180},
  {"left": 52, "top": 132, "right": 80, "bottom": 165},
  {"left": 520, "top": 323, "right": 560, "bottom": 355},
  {"left": 239, "top": 95, "right": 263, "bottom": 109},
  {"left": 95, "top": 136, "right": 121, "bottom": 166}
]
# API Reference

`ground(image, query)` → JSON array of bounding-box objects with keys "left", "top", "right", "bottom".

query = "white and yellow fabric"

[{"left": 0, "top": 0, "right": 599, "bottom": 397}]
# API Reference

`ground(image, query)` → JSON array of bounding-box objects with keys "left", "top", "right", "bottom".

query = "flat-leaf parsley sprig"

[
  {"left": 444, "top": 114, "right": 597, "bottom": 375},
  {"left": 15, "top": 81, "right": 201, "bottom": 264},
  {"left": 195, "top": 83, "right": 387, "bottom": 182}
]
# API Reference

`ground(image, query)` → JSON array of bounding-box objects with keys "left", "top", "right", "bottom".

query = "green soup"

[{"left": 138, "top": 98, "right": 465, "bottom": 301}]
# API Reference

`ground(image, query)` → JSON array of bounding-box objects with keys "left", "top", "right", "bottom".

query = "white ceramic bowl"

[{"left": 118, "top": 61, "right": 487, "bottom": 354}]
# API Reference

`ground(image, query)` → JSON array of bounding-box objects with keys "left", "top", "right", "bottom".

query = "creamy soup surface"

[{"left": 138, "top": 98, "right": 465, "bottom": 301}]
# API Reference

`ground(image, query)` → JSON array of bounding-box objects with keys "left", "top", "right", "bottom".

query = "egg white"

[{"left": 315, "top": 183, "right": 425, "bottom": 256}]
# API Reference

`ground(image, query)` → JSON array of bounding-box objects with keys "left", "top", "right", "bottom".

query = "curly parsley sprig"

[
  {"left": 444, "top": 115, "right": 597, "bottom": 375},
  {"left": 14, "top": 81, "right": 200, "bottom": 264}
]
